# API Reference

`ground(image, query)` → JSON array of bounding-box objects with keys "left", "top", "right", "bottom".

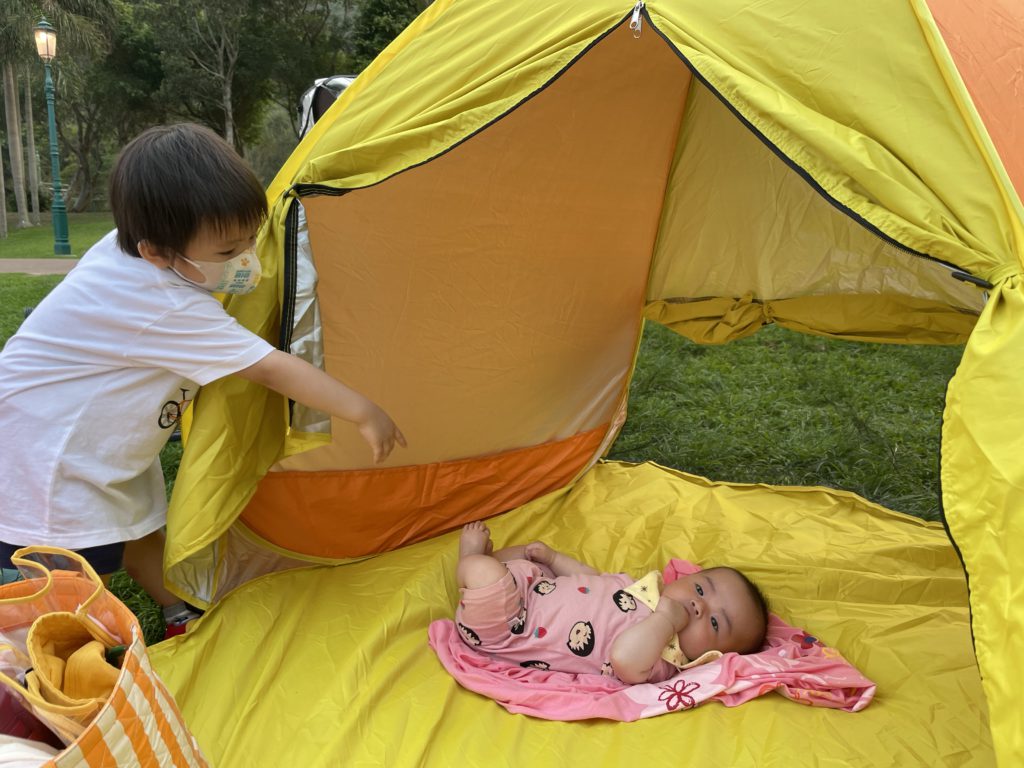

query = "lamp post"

[{"left": 33, "top": 17, "right": 71, "bottom": 256}]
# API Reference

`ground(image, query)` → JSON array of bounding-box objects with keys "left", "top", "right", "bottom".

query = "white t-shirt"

[{"left": 0, "top": 230, "right": 274, "bottom": 548}]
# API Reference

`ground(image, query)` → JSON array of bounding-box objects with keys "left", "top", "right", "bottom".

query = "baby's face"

[{"left": 661, "top": 567, "right": 764, "bottom": 659}]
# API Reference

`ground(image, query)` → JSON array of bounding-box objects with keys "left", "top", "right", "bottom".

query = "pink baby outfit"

[{"left": 455, "top": 559, "right": 677, "bottom": 682}]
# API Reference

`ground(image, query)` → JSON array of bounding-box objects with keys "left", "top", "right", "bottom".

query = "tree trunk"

[
  {"left": 70, "top": 165, "right": 94, "bottom": 213},
  {"left": 0, "top": 142, "right": 8, "bottom": 239},
  {"left": 2, "top": 63, "right": 31, "bottom": 228},
  {"left": 23, "top": 67, "right": 40, "bottom": 225},
  {"left": 223, "top": 73, "right": 234, "bottom": 148}
]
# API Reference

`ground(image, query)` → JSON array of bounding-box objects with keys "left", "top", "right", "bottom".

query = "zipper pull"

[{"left": 630, "top": 1, "right": 645, "bottom": 38}]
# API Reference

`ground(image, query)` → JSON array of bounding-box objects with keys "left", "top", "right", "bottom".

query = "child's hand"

[
  {"left": 654, "top": 595, "right": 690, "bottom": 634},
  {"left": 524, "top": 541, "right": 555, "bottom": 566},
  {"left": 356, "top": 403, "right": 407, "bottom": 463}
]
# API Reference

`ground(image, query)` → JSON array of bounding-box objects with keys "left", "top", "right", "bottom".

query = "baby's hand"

[
  {"left": 356, "top": 404, "right": 407, "bottom": 463},
  {"left": 524, "top": 541, "right": 555, "bottom": 566},
  {"left": 654, "top": 595, "right": 689, "bottom": 634}
]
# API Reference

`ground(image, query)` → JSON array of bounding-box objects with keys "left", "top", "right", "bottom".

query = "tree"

[
  {"left": 262, "top": 0, "right": 356, "bottom": 139},
  {"left": 0, "top": 129, "right": 8, "bottom": 237},
  {"left": 350, "top": 0, "right": 429, "bottom": 73},
  {"left": 142, "top": 0, "right": 264, "bottom": 148},
  {"left": 22, "top": 68, "right": 40, "bottom": 222},
  {"left": 2, "top": 63, "right": 30, "bottom": 228},
  {"left": 0, "top": 0, "right": 112, "bottom": 226},
  {"left": 50, "top": 0, "right": 163, "bottom": 211}
]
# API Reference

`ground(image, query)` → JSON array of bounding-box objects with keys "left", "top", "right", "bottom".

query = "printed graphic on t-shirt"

[
  {"left": 566, "top": 620, "right": 596, "bottom": 656},
  {"left": 533, "top": 579, "right": 556, "bottom": 595},
  {"left": 158, "top": 387, "right": 193, "bottom": 429},
  {"left": 520, "top": 660, "right": 550, "bottom": 670},
  {"left": 613, "top": 590, "right": 637, "bottom": 612},
  {"left": 457, "top": 622, "right": 481, "bottom": 646},
  {"left": 509, "top": 604, "right": 527, "bottom": 635}
]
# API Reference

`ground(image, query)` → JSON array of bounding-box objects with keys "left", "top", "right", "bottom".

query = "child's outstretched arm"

[
  {"left": 609, "top": 596, "right": 687, "bottom": 684},
  {"left": 236, "top": 350, "right": 406, "bottom": 463},
  {"left": 523, "top": 542, "right": 599, "bottom": 576}
]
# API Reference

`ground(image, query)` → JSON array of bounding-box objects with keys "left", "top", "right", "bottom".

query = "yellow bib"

[{"left": 623, "top": 571, "right": 722, "bottom": 670}]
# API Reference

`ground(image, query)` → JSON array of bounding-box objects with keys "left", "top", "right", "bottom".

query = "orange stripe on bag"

[
  {"left": 131, "top": 647, "right": 195, "bottom": 768},
  {"left": 75, "top": 717, "right": 118, "bottom": 768},
  {"left": 109, "top": 656, "right": 161, "bottom": 767},
  {"left": 145, "top": 651, "right": 204, "bottom": 764}
]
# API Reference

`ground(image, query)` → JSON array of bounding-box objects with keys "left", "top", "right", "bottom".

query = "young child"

[
  {"left": 0, "top": 123, "right": 405, "bottom": 635},
  {"left": 454, "top": 522, "right": 768, "bottom": 684}
]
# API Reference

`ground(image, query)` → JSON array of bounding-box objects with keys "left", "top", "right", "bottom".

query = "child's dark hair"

[
  {"left": 710, "top": 566, "right": 770, "bottom": 654},
  {"left": 109, "top": 123, "right": 267, "bottom": 258}
]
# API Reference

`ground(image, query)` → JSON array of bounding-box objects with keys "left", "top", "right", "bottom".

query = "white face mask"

[{"left": 174, "top": 247, "right": 261, "bottom": 294}]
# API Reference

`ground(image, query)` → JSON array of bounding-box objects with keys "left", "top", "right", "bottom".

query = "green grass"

[
  {"left": 2, "top": 274, "right": 963, "bottom": 643},
  {"left": 0, "top": 212, "right": 114, "bottom": 258},
  {"left": 607, "top": 322, "right": 961, "bottom": 521},
  {"left": 0, "top": 274, "right": 64, "bottom": 339}
]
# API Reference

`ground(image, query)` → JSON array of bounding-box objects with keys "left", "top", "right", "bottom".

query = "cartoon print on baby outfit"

[
  {"left": 612, "top": 589, "right": 637, "bottom": 612},
  {"left": 600, "top": 661, "right": 614, "bottom": 677},
  {"left": 533, "top": 579, "right": 556, "bottom": 595},
  {"left": 457, "top": 622, "right": 481, "bottom": 646},
  {"left": 566, "top": 620, "right": 596, "bottom": 657},
  {"left": 520, "top": 660, "right": 550, "bottom": 670},
  {"left": 509, "top": 603, "right": 527, "bottom": 635}
]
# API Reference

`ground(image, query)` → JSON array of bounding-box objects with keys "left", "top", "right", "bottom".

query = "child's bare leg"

[
  {"left": 123, "top": 529, "right": 181, "bottom": 607},
  {"left": 457, "top": 522, "right": 507, "bottom": 589}
]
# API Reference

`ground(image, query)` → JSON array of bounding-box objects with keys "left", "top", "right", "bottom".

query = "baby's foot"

[{"left": 460, "top": 521, "right": 493, "bottom": 559}]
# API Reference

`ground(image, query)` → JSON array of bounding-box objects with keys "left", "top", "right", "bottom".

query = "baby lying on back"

[{"left": 452, "top": 522, "right": 769, "bottom": 683}]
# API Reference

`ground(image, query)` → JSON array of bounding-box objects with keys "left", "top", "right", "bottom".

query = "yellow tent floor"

[{"left": 151, "top": 461, "right": 992, "bottom": 767}]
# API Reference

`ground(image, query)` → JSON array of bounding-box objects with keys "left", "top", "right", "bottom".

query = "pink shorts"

[{"left": 455, "top": 558, "right": 553, "bottom": 649}]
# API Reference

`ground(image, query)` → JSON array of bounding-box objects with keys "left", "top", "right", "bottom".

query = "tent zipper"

[
  {"left": 629, "top": 1, "right": 645, "bottom": 37},
  {"left": 885, "top": 237, "right": 993, "bottom": 291}
]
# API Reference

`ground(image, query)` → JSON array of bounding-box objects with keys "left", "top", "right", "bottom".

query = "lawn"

[
  {"left": 608, "top": 321, "right": 961, "bottom": 520},
  {"left": 0, "top": 212, "right": 114, "bottom": 258},
  {"left": 1, "top": 274, "right": 964, "bottom": 642}
]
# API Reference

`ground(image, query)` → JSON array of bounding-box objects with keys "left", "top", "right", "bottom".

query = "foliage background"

[{"left": 0, "top": 0, "right": 431, "bottom": 223}]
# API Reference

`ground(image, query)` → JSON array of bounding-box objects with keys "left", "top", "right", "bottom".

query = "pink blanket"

[{"left": 428, "top": 559, "right": 875, "bottom": 721}]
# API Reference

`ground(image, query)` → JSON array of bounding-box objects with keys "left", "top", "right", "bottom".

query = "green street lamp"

[{"left": 33, "top": 17, "right": 72, "bottom": 256}]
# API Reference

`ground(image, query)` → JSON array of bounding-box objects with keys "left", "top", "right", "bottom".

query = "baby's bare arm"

[
  {"left": 490, "top": 544, "right": 529, "bottom": 562},
  {"left": 524, "top": 542, "right": 598, "bottom": 576},
  {"left": 609, "top": 598, "right": 686, "bottom": 684}
]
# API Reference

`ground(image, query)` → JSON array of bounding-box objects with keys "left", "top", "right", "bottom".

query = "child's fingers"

[{"left": 394, "top": 427, "right": 407, "bottom": 448}]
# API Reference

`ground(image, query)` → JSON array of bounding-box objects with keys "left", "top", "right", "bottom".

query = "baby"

[{"left": 454, "top": 522, "right": 769, "bottom": 684}]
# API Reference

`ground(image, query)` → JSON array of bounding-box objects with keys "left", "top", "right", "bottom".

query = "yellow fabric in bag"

[{"left": 152, "top": 462, "right": 989, "bottom": 767}]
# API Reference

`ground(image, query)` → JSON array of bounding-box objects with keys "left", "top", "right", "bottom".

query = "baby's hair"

[
  {"left": 109, "top": 123, "right": 267, "bottom": 258},
  {"left": 708, "top": 566, "right": 770, "bottom": 654}
]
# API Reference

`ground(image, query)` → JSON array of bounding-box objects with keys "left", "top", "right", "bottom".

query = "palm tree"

[
  {"left": 23, "top": 67, "right": 40, "bottom": 223},
  {"left": 0, "top": 1, "right": 111, "bottom": 235},
  {"left": 2, "top": 59, "right": 31, "bottom": 229}
]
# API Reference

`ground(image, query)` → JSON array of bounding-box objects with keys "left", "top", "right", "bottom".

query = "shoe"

[{"left": 162, "top": 602, "right": 204, "bottom": 641}]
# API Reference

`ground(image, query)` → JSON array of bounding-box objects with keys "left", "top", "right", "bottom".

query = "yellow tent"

[{"left": 153, "top": 1, "right": 1023, "bottom": 765}]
